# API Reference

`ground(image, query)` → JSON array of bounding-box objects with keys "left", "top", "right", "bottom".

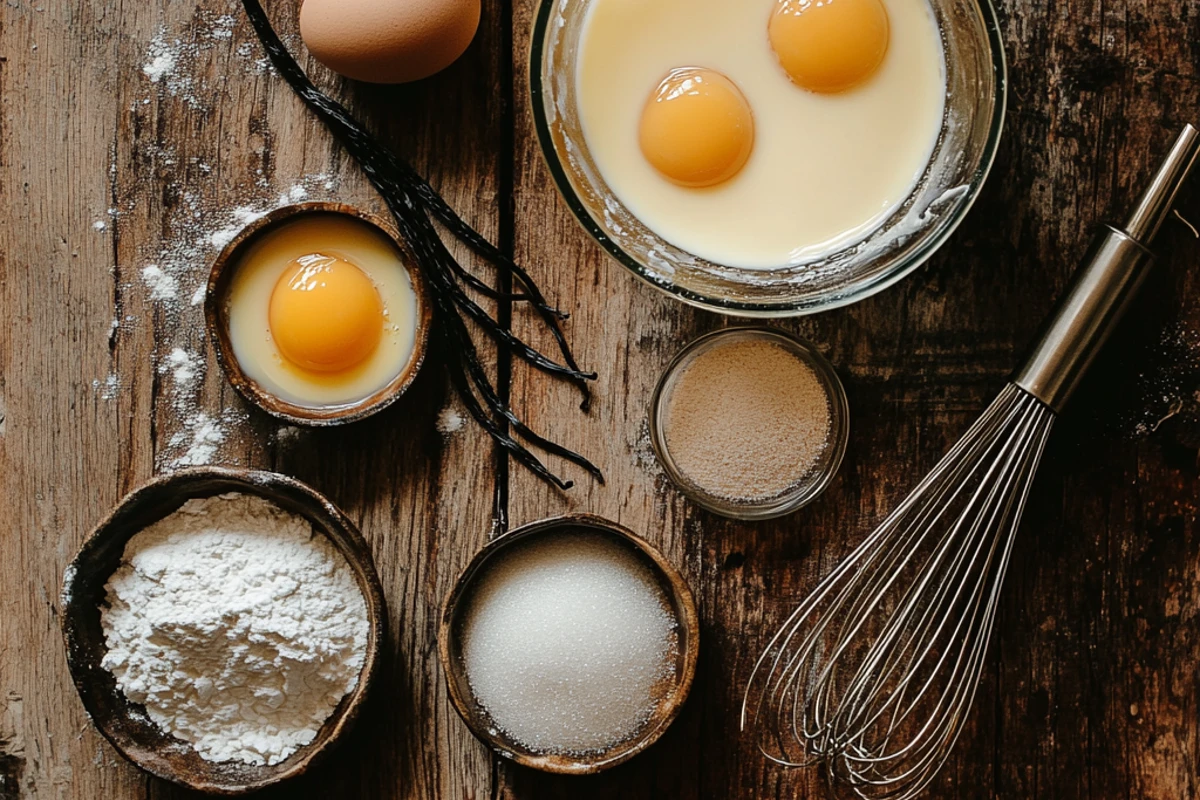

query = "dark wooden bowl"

[
  {"left": 438, "top": 514, "right": 699, "bottom": 775},
  {"left": 60, "top": 467, "right": 387, "bottom": 795},
  {"left": 203, "top": 202, "right": 434, "bottom": 426}
]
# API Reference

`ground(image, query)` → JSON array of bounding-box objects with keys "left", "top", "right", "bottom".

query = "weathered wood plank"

[
  {"left": 1, "top": 0, "right": 503, "bottom": 797},
  {"left": 504, "top": 0, "right": 1200, "bottom": 798},
  {"left": 3, "top": 0, "right": 1200, "bottom": 797}
]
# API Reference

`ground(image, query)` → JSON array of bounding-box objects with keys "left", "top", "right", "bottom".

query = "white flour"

[
  {"left": 160, "top": 347, "right": 200, "bottom": 388},
  {"left": 436, "top": 406, "right": 465, "bottom": 435},
  {"left": 170, "top": 413, "right": 225, "bottom": 467},
  {"left": 140, "top": 264, "right": 179, "bottom": 301},
  {"left": 100, "top": 493, "right": 370, "bottom": 766}
]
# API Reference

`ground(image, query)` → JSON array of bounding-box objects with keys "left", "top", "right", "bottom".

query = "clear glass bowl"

[
  {"left": 530, "top": 0, "right": 1007, "bottom": 317},
  {"left": 649, "top": 328, "right": 850, "bottom": 519}
]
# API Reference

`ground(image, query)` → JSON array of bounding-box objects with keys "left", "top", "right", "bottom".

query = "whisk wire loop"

[{"left": 744, "top": 384, "right": 1055, "bottom": 800}]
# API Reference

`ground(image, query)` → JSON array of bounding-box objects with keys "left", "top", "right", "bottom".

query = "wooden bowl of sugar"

[
  {"left": 438, "top": 514, "right": 699, "bottom": 774},
  {"left": 60, "top": 467, "right": 386, "bottom": 794}
]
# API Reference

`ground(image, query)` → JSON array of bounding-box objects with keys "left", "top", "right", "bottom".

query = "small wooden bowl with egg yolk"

[{"left": 205, "top": 202, "right": 433, "bottom": 426}]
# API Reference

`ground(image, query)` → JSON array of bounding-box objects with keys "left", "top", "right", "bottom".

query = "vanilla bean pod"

[{"left": 241, "top": 0, "right": 601, "bottom": 487}]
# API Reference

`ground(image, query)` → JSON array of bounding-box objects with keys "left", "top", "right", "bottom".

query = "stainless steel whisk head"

[
  {"left": 742, "top": 124, "right": 1199, "bottom": 800},
  {"left": 743, "top": 384, "right": 1054, "bottom": 799}
]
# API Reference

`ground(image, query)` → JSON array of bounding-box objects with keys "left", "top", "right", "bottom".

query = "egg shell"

[{"left": 300, "top": 0, "right": 481, "bottom": 84}]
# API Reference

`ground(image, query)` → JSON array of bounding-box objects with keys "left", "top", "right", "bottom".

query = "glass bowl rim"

[
  {"left": 647, "top": 326, "right": 851, "bottom": 520},
  {"left": 528, "top": 0, "right": 1009, "bottom": 317}
]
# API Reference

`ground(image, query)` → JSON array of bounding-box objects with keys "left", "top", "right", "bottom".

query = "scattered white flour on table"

[
  {"left": 142, "top": 41, "right": 176, "bottom": 83},
  {"left": 92, "top": 374, "right": 121, "bottom": 401},
  {"left": 207, "top": 206, "right": 268, "bottom": 250},
  {"left": 274, "top": 426, "right": 304, "bottom": 448},
  {"left": 171, "top": 412, "right": 225, "bottom": 467},
  {"left": 282, "top": 184, "right": 308, "bottom": 203},
  {"left": 100, "top": 493, "right": 370, "bottom": 766},
  {"left": 160, "top": 347, "right": 201, "bottom": 388},
  {"left": 436, "top": 406, "right": 465, "bottom": 435},
  {"left": 631, "top": 417, "right": 661, "bottom": 474},
  {"left": 140, "top": 265, "right": 178, "bottom": 302}
]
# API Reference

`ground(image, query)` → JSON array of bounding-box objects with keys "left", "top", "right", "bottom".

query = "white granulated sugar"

[
  {"left": 461, "top": 531, "right": 678, "bottom": 754},
  {"left": 93, "top": 220, "right": 107, "bottom": 232},
  {"left": 436, "top": 406, "right": 465, "bottom": 435},
  {"left": 190, "top": 283, "right": 206, "bottom": 306},
  {"left": 100, "top": 493, "right": 369, "bottom": 766},
  {"left": 140, "top": 264, "right": 178, "bottom": 301}
]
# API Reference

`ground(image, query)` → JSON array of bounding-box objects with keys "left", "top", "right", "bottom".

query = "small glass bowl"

[
  {"left": 649, "top": 327, "right": 849, "bottom": 520},
  {"left": 530, "top": 0, "right": 1007, "bottom": 316}
]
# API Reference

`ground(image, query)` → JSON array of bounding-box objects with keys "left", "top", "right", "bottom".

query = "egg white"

[{"left": 226, "top": 213, "right": 419, "bottom": 408}]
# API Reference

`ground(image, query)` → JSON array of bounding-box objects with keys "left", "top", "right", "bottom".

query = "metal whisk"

[{"left": 743, "top": 124, "right": 1200, "bottom": 800}]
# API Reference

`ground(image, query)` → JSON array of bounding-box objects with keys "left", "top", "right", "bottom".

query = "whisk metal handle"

[{"left": 1014, "top": 124, "right": 1200, "bottom": 412}]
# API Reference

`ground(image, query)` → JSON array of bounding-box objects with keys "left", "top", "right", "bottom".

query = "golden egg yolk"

[
  {"left": 268, "top": 253, "right": 385, "bottom": 373},
  {"left": 639, "top": 67, "right": 755, "bottom": 188},
  {"left": 769, "top": 0, "right": 890, "bottom": 94}
]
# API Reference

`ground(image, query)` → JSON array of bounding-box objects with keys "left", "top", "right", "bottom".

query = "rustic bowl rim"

[
  {"left": 647, "top": 325, "right": 851, "bottom": 520},
  {"left": 60, "top": 466, "right": 387, "bottom": 795},
  {"left": 203, "top": 201, "right": 435, "bottom": 427},
  {"left": 437, "top": 513, "right": 700, "bottom": 775}
]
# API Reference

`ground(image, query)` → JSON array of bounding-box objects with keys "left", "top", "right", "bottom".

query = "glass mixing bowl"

[
  {"left": 649, "top": 327, "right": 850, "bottom": 520},
  {"left": 529, "top": 0, "right": 1007, "bottom": 317}
]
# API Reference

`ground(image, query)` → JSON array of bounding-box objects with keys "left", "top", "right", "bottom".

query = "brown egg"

[{"left": 300, "top": 0, "right": 481, "bottom": 84}]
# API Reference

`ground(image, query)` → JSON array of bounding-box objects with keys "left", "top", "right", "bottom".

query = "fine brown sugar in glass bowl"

[{"left": 650, "top": 328, "right": 849, "bottom": 519}]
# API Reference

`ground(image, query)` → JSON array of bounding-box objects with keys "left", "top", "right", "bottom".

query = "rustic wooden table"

[{"left": 3, "top": 1, "right": 1199, "bottom": 798}]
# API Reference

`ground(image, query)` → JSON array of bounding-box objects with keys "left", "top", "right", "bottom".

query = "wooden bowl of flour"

[{"left": 60, "top": 467, "right": 386, "bottom": 794}]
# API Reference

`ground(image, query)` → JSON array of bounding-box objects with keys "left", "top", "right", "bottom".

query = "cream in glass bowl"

[{"left": 530, "top": 0, "right": 1006, "bottom": 316}]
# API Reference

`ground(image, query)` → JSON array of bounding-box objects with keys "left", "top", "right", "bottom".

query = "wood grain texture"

[
  {"left": 2, "top": 0, "right": 1199, "bottom": 799},
  {"left": 504, "top": 1, "right": 1200, "bottom": 799},
  {"left": 1, "top": 0, "right": 501, "bottom": 798}
]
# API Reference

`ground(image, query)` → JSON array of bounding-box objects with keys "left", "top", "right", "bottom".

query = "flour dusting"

[
  {"left": 92, "top": 374, "right": 121, "bottom": 402},
  {"left": 437, "top": 406, "right": 465, "bottom": 435},
  {"left": 160, "top": 347, "right": 201, "bottom": 388},
  {"left": 174, "top": 414, "right": 225, "bottom": 467},
  {"left": 141, "top": 265, "right": 179, "bottom": 301}
]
